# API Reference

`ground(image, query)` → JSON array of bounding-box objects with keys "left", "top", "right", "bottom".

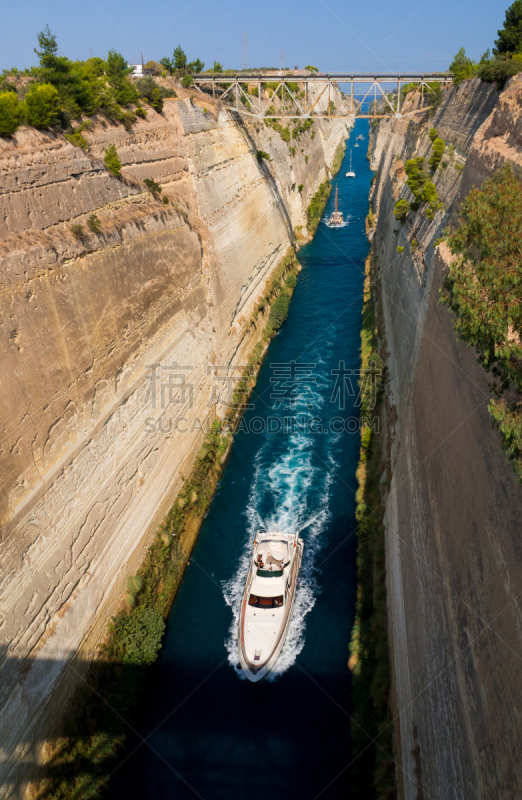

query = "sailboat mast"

[{"left": 335, "top": 186, "right": 338, "bottom": 213}]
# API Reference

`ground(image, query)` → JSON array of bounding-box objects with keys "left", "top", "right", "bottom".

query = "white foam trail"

[{"left": 222, "top": 410, "right": 339, "bottom": 678}]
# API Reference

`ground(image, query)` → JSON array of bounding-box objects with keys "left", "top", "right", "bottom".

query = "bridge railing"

[{"left": 192, "top": 73, "right": 453, "bottom": 120}]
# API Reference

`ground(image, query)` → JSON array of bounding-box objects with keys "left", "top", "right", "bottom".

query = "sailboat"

[
  {"left": 345, "top": 150, "right": 355, "bottom": 178},
  {"left": 328, "top": 186, "right": 343, "bottom": 225}
]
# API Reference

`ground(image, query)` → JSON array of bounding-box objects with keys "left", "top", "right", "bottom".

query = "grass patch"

[
  {"left": 331, "top": 141, "right": 345, "bottom": 176},
  {"left": 307, "top": 180, "right": 331, "bottom": 236}
]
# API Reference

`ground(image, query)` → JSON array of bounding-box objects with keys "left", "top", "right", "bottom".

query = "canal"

[{"left": 113, "top": 119, "right": 372, "bottom": 800}]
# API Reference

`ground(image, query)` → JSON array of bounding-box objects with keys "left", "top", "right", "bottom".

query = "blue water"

[{"left": 113, "top": 120, "right": 372, "bottom": 800}]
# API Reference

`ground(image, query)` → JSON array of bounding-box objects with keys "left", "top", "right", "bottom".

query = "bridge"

[{"left": 193, "top": 72, "right": 453, "bottom": 120}]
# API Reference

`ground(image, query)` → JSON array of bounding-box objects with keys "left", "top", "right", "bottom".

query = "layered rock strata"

[
  {"left": 0, "top": 90, "right": 346, "bottom": 794},
  {"left": 370, "top": 76, "right": 522, "bottom": 798}
]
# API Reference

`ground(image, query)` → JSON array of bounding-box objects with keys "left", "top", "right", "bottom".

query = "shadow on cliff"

[
  {"left": 229, "top": 110, "right": 296, "bottom": 246},
  {"left": 1, "top": 650, "right": 353, "bottom": 800}
]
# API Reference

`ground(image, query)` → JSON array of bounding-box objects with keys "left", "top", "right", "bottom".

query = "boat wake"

[
  {"left": 323, "top": 218, "right": 350, "bottom": 229},
  {"left": 222, "top": 432, "right": 336, "bottom": 680}
]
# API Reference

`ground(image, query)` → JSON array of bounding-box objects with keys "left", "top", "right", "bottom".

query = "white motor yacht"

[{"left": 238, "top": 528, "right": 304, "bottom": 682}]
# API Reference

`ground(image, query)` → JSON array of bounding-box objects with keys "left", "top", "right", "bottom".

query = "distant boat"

[
  {"left": 345, "top": 150, "right": 355, "bottom": 178},
  {"left": 329, "top": 186, "right": 344, "bottom": 225},
  {"left": 354, "top": 142, "right": 359, "bottom": 147},
  {"left": 357, "top": 134, "right": 364, "bottom": 140}
]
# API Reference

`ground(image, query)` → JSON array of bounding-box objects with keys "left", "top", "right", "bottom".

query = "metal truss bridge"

[{"left": 193, "top": 72, "right": 453, "bottom": 120}]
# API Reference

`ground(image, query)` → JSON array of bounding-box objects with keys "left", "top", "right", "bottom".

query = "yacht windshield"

[{"left": 248, "top": 594, "right": 284, "bottom": 608}]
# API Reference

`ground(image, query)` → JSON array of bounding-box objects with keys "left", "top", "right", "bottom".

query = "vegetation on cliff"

[
  {"left": 440, "top": 163, "right": 522, "bottom": 479},
  {"left": 0, "top": 26, "right": 177, "bottom": 137},
  {"left": 450, "top": 1, "right": 522, "bottom": 89},
  {"left": 349, "top": 255, "right": 395, "bottom": 800},
  {"left": 307, "top": 180, "right": 332, "bottom": 235}
]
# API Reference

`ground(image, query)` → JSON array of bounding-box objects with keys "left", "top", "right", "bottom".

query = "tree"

[
  {"left": 104, "top": 144, "right": 122, "bottom": 176},
  {"left": 212, "top": 61, "right": 223, "bottom": 72},
  {"left": 429, "top": 127, "right": 438, "bottom": 142},
  {"left": 105, "top": 49, "right": 129, "bottom": 83},
  {"left": 494, "top": 0, "right": 522, "bottom": 55},
  {"left": 150, "top": 87, "right": 163, "bottom": 112},
  {"left": 24, "top": 83, "right": 61, "bottom": 128},
  {"left": 34, "top": 24, "right": 58, "bottom": 58},
  {"left": 181, "top": 75, "right": 194, "bottom": 88},
  {"left": 449, "top": 48, "right": 474, "bottom": 85},
  {"left": 0, "top": 91, "right": 23, "bottom": 136},
  {"left": 429, "top": 137, "right": 446, "bottom": 171},
  {"left": 160, "top": 56, "right": 174, "bottom": 74},
  {"left": 393, "top": 198, "right": 410, "bottom": 221},
  {"left": 187, "top": 58, "right": 204, "bottom": 73},
  {"left": 305, "top": 65, "right": 319, "bottom": 72},
  {"left": 144, "top": 60, "right": 162, "bottom": 75},
  {"left": 173, "top": 45, "right": 187, "bottom": 71}
]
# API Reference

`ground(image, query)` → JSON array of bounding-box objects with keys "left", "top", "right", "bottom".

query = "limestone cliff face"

[
  {"left": 0, "top": 91, "right": 346, "bottom": 792},
  {"left": 370, "top": 77, "right": 522, "bottom": 798}
]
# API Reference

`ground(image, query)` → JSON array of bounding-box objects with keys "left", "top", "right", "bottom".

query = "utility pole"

[{"left": 242, "top": 32, "right": 248, "bottom": 70}]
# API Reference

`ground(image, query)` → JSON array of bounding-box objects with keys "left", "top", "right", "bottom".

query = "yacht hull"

[{"left": 238, "top": 533, "right": 303, "bottom": 682}]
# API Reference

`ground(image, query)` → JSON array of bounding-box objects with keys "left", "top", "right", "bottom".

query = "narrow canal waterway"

[{"left": 114, "top": 120, "right": 372, "bottom": 800}]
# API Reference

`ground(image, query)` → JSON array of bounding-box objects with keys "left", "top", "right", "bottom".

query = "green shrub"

[
  {"left": 71, "top": 223, "right": 85, "bottom": 239},
  {"left": 122, "top": 110, "right": 136, "bottom": 130},
  {"left": 411, "top": 238, "right": 419, "bottom": 252},
  {"left": 428, "top": 82, "right": 442, "bottom": 115},
  {"left": 285, "top": 272, "right": 297, "bottom": 289},
  {"left": 429, "top": 137, "right": 446, "bottom": 171},
  {"left": 429, "top": 127, "right": 438, "bottom": 142},
  {"left": 0, "top": 91, "right": 23, "bottom": 136},
  {"left": 405, "top": 156, "right": 429, "bottom": 201},
  {"left": 478, "top": 58, "right": 522, "bottom": 90},
  {"left": 397, "top": 245, "right": 404, "bottom": 253},
  {"left": 255, "top": 149, "right": 271, "bottom": 162},
  {"left": 268, "top": 290, "right": 291, "bottom": 331},
  {"left": 150, "top": 88, "right": 163, "bottom": 112},
  {"left": 127, "top": 575, "right": 143, "bottom": 595},
  {"left": 87, "top": 213, "right": 101, "bottom": 232},
  {"left": 455, "top": 161, "right": 465, "bottom": 173},
  {"left": 181, "top": 75, "right": 194, "bottom": 88},
  {"left": 104, "top": 144, "right": 122, "bottom": 176},
  {"left": 144, "top": 177, "right": 162, "bottom": 196},
  {"left": 393, "top": 198, "right": 410, "bottom": 221},
  {"left": 24, "top": 83, "right": 61, "bottom": 128},
  {"left": 111, "top": 607, "right": 165, "bottom": 665},
  {"left": 421, "top": 180, "right": 441, "bottom": 209},
  {"left": 298, "top": 184, "right": 304, "bottom": 193},
  {"left": 65, "top": 131, "right": 88, "bottom": 149},
  {"left": 135, "top": 106, "right": 147, "bottom": 118},
  {"left": 163, "top": 195, "right": 169, "bottom": 204}
]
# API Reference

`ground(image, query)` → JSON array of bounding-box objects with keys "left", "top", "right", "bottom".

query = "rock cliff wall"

[
  {"left": 0, "top": 88, "right": 346, "bottom": 794},
  {"left": 370, "top": 77, "right": 522, "bottom": 798}
]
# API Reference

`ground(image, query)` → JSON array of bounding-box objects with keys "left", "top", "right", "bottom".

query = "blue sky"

[{"left": 1, "top": 0, "right": 511, "bottom": 73}]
